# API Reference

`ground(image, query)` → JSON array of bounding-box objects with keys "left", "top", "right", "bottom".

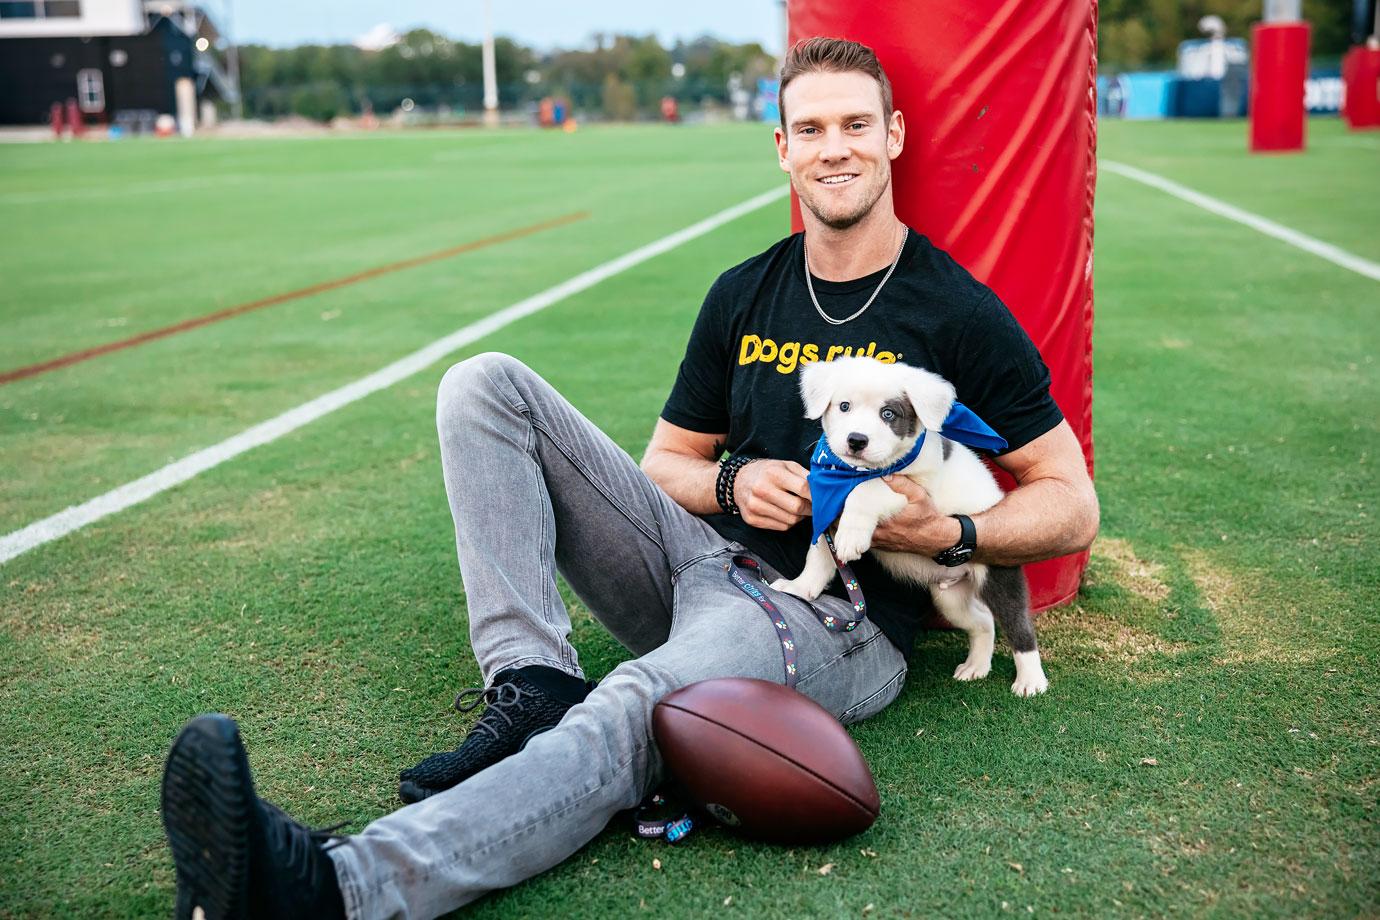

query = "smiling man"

[{"left": 159, "top": 37, "right": 1097, "bottom": 920}]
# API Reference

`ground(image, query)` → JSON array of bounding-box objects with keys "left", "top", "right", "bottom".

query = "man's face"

[{"left": 774, "top": 71, "right": 904, "bottom": 231}]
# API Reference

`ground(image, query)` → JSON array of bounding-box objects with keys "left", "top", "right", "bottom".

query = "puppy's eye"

[
  {"left": 880, "top": 408, "right": 896, "bottom": 422},
  {"left": 838, "top": 401, "right": 851, "bottom": 413}
]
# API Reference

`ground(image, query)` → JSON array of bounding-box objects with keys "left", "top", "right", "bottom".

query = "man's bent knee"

[
  {"left": 438, "top": 351, "right": 530, "bottom": 405},
  {"left": 437, "top": 352, "right": 534, "bottom": 434}
]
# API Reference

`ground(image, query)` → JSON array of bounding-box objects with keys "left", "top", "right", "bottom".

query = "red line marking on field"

[{"left": 0, "top": 210, "right": 591, "bottom": 386}]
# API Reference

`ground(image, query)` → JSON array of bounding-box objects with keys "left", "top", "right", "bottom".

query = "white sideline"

[
  {"left": 0, "top": 184, "right": 791, "bottom": 565},
  {"left": 1101, "top": 160, "right": 1380, "bottom": 283}
]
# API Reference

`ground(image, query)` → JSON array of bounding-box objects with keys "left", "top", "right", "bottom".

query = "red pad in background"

[
  {"left": 1250, "top": 22, "right": 1311, "bottom": 152},
  {"left": 1341, "top": 45, "right": 1380, "bottom": 129},
  {"left": 786, "top": 1, "right": 1098, "bottom": 614}
]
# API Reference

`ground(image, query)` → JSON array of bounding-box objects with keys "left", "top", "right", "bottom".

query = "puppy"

[{"left": 770, "top": 356, "right": 1049, "bottom": 697}]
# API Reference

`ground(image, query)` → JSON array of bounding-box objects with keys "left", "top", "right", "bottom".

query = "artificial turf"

[{"left": 0, "top": 118, "right": 1375, "bottom": 917}]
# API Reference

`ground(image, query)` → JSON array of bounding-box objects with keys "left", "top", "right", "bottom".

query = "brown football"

[{"left": 652, "top": 677, "right": 880, "bottom": 844}]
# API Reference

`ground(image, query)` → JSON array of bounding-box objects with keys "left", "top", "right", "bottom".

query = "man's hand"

[
  {"left": 870, "top": 475, "right": 962, "bottom": 555},
  {"left": 735, "top": 460, "right": 811, "bottom": 531}
]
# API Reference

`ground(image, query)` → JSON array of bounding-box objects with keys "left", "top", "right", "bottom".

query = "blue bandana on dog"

[{"left": 807, "top": 401, "right": 1008, "bottom": 544}]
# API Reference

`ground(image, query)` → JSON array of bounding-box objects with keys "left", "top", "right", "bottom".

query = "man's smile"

[{"left": 817, "top": 173, "right": 859, "bottom": 186}]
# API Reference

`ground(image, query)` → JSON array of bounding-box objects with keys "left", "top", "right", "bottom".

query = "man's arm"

[
  {"left": 871, "top": 420, "right": 1099, "bottom": 566},
  {"left": 640, "top": 420, "right": 725, "bottom": 516},
  {"left": 641, "top": 419, "right": 813, "bottom": 531}
]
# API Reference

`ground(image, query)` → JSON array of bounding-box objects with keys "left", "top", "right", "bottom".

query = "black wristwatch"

[{"left": 933, "top": 514, "right": 976, "bottom": 567}]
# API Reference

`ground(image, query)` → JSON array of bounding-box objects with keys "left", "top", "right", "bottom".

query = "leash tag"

[{"left": 664, "top": 816, "right": 694, "bottom": 844}]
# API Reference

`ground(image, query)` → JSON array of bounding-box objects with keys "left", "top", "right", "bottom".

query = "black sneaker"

[
  {"left": 161, "top": 714, "right": 348, "bottom": 920},
  {"left": 398, "top": 667, "right": 596, "bottom": 804}
]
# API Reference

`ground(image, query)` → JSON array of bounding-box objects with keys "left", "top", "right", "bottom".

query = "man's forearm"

[
  {"left": 970, "top": 477, "right": 1099, "bottom": 566},
  {"left": 643, "top": 427, "right": 813, "bottom": 532},
  {"left": 875, "top": 472, "right": 1098, "bottom": 566},
  {"left": 640, "top": 448, "right": 722, "bottom": 516},
  {"left": 875, "top": 421, "right": 1100, "bottom": 567}
]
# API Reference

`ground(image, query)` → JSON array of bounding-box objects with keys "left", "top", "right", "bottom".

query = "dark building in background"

[{"left": 0, "top": 0, "right": 237, "bottom": 128}]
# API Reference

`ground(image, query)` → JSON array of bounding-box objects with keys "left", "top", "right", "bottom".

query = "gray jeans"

[{"left": 328, "top": 353, "right": 909, "bottom": 919}]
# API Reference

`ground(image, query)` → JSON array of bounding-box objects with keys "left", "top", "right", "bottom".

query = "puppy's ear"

[
  {"left": 799, "top": 360, "right": 838, "bottom": 419},
  {"left": 901, "top": 366, "right": 956, "bottom": 432}
]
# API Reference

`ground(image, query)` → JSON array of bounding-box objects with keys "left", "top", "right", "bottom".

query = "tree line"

[
  {"left": 1100, "top": 0, "right": 1356, "bottom": 71},
  {"left": 236, "top": 32, "right": 776, "bottom": 122},
  {"left": 237, "top": 5, "right": 1362, "bottom": 123}
]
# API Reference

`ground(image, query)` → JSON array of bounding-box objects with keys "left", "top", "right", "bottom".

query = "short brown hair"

[{"left": 778, "top": 37, "right": 893, "bottom": 129}]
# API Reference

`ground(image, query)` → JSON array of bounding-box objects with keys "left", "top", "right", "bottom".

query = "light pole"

[
  {"left": 224, "top": 0, "right": 243, "bottom": 120},
  {"left": 482, "top": 0, "right": 498, "bottom": 126}
]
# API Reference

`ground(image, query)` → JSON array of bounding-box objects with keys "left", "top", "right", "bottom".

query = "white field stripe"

[
  {"left": 0, "top": 184, "right": 790, "bottom": 565},
  {"left": 1101, "top": 160, "right": 1380, "bottom": 283}
]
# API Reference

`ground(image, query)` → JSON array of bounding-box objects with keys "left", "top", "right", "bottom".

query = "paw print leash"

[{"left": 725, "top": 532, "right": 867, "bottom": 690}]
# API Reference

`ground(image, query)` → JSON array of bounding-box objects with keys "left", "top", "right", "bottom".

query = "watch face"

[{"left": 936, "top": 546, "right": 974, "bottom": 567}]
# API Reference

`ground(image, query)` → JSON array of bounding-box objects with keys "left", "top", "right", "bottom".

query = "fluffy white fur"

[{"left": 770, "top": 356, "right": 1049, "bottom": 696}]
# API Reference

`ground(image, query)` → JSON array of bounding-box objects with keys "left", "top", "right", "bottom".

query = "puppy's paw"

[
  {"left": 770, "top": 577, "right": 820, "bottom": 601},
  {"left": 953, "top": 657, "right": 992, "bottom": 681},
  {"left": 1010, "top": 650, "right": 1048, "bottom": 697},
  {"left": 1010, "top": 673, "right": 1049, "bottom": 697},
  {"left": 830, "top": 524, "right": 873, "bottom": 563}
]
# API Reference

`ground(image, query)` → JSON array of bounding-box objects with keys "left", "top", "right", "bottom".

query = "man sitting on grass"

[{"left": 160, "top": 37, "right": 1098, "bottom": 919}]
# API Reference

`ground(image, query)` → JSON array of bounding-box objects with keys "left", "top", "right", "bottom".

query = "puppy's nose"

[{"left": 847, "top": 433, "right": 869, "bottom": 453}]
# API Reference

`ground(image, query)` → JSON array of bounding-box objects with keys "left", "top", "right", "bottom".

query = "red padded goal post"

[{"left": 787, "top": 0, "right": 1099, "bottom": 612}]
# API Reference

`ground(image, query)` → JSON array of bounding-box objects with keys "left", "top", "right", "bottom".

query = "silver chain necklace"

[{"left": 804, "top": 226, "right": 909, "bottom": 326}]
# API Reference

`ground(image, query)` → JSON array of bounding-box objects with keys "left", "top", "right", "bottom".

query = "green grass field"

[{"left": 1, "top": 118, "right": 1376, "bottom": 918}]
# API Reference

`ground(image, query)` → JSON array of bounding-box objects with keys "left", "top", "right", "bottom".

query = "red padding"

[
  {"left": 1342, "top": 45, "right": 1380, "bottom": 129},
  {"left": 786, "top": 1, "right": 1098, "bottom": 613},
  {"left": 1250, "top": 22, "right": 1311, "bottom": 152}
]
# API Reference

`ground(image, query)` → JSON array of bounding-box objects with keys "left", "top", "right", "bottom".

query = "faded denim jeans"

[{"left": 328, "top": 353, "right": 908, "bottom": 919}]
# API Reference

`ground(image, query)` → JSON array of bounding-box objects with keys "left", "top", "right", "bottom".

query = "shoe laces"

[
  {"left": 453, "top": 680, "right": 538, "bottom": 742},
  {"left": 260, "top": 799, "right": 349, "bottom": 884}
]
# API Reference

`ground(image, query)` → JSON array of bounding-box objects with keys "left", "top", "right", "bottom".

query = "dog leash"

[{"left": 725, "top": 533, "right": 867, "bottom": 689}]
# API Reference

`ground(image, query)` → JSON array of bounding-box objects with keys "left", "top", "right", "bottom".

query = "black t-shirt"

[{"left": 661, "top": 229, "right": 1064, "bottom": 657}]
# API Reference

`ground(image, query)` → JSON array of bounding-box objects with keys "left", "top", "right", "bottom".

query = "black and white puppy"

[{"left": 771, "top": 356, "right": 1049, "bottom": 697}]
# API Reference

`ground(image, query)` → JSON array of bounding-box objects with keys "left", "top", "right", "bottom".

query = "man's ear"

[
  {"left": 799, "top": 360, "right": 837, "bottom": 419},
  {"left": 886, "top": 108, "right": 905, "bottom": 160},
  {"left": 901, "top": 366, "right": 956, "bottom": 431}
]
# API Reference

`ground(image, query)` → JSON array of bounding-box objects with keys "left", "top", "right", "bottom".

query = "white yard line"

[
  {"left": 0, "top": 184, "right": 790, "bottom": 565},
  {"left": 1101, "top": 160, "right": 1380, "bottom": 283}
]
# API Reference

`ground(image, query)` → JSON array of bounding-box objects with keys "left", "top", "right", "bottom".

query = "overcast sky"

[{"left": 223, "top": 0, "right": 786, "bottom": 53}]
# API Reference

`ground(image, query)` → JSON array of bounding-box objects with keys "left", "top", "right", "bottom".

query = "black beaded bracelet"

[
  {"left": 714, "top": 457, "right": 736, "bottom": 514},
  {"left": 715, "top": 455, "right": 756, "bottom": 515}
]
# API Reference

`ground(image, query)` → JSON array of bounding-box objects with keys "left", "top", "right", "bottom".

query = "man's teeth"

[{"left": 820, "top": 175, "right": 856, "bottom": 184}]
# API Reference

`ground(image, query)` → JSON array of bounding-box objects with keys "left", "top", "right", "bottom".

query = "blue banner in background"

[
  {"left": 758, "top": 78, "right": 779, "bottom": 124},
  {"left": 1120, "top": 71, "right": 1178, "bottom": 119},
  {"left": 1305, "top": 68, "right": 1342, "bottom": 114},
  {"left": 1098, "top": 67, "right": 1343, "bottom": 118}
]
